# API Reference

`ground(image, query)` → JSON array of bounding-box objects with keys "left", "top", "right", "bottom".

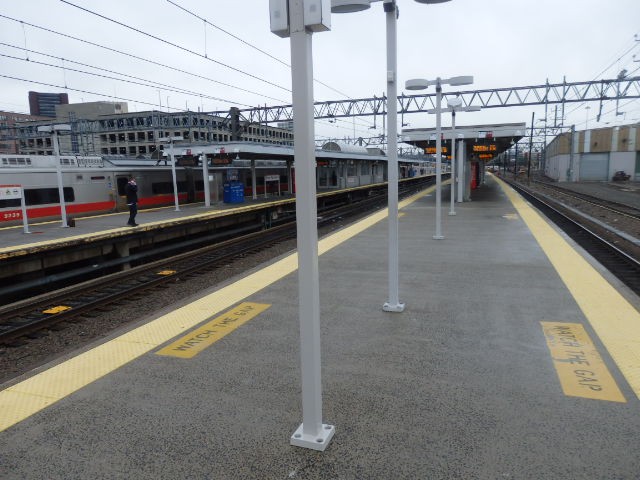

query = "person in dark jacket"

[{"left": 125, "top": 176, "right": 139, "bottom": 226}]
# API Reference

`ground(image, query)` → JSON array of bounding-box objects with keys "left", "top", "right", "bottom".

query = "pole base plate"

[
  {"left": 383, "top": 302, "right": 405, "bottom": 312},
  {"left": 291, "top": 423, "right": 335, "bottom": 451}
]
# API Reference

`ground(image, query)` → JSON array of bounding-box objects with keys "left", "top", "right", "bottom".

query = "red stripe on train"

[{"left": 0, "top": 195, "right": 189, "bottom": 222}]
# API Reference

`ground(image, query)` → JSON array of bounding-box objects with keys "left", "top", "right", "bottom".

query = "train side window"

[
  {"left": 151, "top": 182, "right": 173, "bottom": 194},
  {"left": 23, "top": 187, "right": 75, "bottom": 205},
  {"left": 0, "top": 198, "right": 21, "bottom": 208},
  {"left": 117, "top": 177, "right": 129, "bottom": 195},
  {"left": 151, "top": 181, "right": 187, "bottom": 194}
]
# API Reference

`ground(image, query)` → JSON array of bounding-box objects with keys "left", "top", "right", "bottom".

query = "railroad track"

[
  {"left": 507, "top": 180, "right": 640, "bottom": 295},
  {"left": 0, "top": 179, "right": 431, "bottom": 346},
  {"left": 531, "top": 179, "right": 640, "bottom": 221}
]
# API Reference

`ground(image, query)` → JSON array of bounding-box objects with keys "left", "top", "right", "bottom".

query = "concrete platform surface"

[
  {"left": 1, "top": 177, "right": 640, "bottom": 479},
  {"left": 0, "top": 196, "right": 288, "bottom": 252}
]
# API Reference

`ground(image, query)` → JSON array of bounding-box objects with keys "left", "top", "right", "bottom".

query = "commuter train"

[
  {"left": 0, "top": 150, "right": 430, "bottom": 225},
  {"left": 0, "top": 155, "right": 287, "bottom": 224}
]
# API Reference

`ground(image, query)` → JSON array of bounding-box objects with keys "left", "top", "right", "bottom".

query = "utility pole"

[
  {"left": 527, "top": 112, "right": 534, "bottom": 184},
  {"left": 568, "top": 124, "right": 576, "bottom": 182}
]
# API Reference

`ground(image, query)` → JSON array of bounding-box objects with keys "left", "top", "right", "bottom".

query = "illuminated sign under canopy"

[
  {"left": 425, "top": 147, "right": 449, "bottom": 154},
  {"left": 473, "top": 144, "right": 497, "bottom": 152}
]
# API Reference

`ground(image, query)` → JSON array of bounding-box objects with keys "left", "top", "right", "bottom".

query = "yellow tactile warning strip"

[
  {"left": 156, "top": 302, "right": 271, "bottom": 359},
  {"left": 0, "top": 180, "right": 407, "bottom": 256},
  {"left": 495, "top": 176, "right": 640, "bottom": 400},
  {"left": 540, "top": 322, "right": 626, "bottom": 402},
  {"left": 0, "top": 185, "right": 436, "bottom": 432},
  {"left": 0, "top": 201, "right": 289, "bottom": 260}
]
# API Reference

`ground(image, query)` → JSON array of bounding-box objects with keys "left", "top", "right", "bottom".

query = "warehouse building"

[{"left": 544, "top": 123, "right": 639, "bottom": 182}]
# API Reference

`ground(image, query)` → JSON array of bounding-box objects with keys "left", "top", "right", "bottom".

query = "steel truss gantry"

[{"left": 218, "top": 77, "right": 640, "bottom": 125}]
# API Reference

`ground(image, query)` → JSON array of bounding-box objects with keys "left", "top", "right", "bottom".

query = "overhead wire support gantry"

[{"left": 218, "top": 77, "right": 640, "bottom": 124}]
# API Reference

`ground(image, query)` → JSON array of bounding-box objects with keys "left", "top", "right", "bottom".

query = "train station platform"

[
  {"left": 1, "top": 176, "right": 640, "bottom": 479},
  {"left": 0, "top": 195, "right": 292, "bottom": 254}
]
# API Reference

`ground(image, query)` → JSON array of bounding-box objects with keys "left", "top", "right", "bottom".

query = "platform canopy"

[{"left": 401, "top": 123, "right": 527, "bottom": 163}]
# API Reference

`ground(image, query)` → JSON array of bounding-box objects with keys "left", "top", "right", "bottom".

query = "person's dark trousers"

[{"left": 127, "top": 203, "right": 138, "bottom": 225}]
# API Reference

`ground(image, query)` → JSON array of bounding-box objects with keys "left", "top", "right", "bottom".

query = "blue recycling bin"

[{"left": 223, "top": 182, "right": 245, "bottom": 204}]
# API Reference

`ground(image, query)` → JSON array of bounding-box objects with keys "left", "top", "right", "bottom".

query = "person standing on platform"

[{"left": 125, "top": 176, "right": 139, "bottom": 227}]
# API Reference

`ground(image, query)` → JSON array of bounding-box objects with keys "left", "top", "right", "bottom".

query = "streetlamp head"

[
  {"left": 331, "top": 0, "right": 371, "bottom": 12},
  {"left": 405, "top": 78, "right": 431, "bottom": 90},
  {"left": 447, "top": 75, "right": 474, "bottom": 86},
  {"left": 447, "top": 97, "right": 463, "bottom": 108},
  {"left": 414, "top": 0, "right": 451, "bottom": 3}
]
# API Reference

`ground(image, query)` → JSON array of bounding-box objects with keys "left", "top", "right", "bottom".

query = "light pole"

[
  {"left": 447, "top": 98, "right": 461, "bottom": 216},
  {"left": 270, "top": 0, "right": 334, "bottom": 452},
  {"left": 442, "top": 99, "right": 480, "bottom": 216},
  {"left": 37, "top": 124, "right": 72, "bottom": 228},
  {"left": 159, "top": 135, "right": 183, "bottom": 211},
  {"left": 443, "top": 98, "right": 480, "bottom": 216},
  {"left": 332, "top": 0, "right": 452, "bottom": 311},
  {"left": 406, "top": 75, "right": 474, "bottom": 239}
]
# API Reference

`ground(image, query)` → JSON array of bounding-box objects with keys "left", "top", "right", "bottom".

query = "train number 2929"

[{"left": 2, "top": 211, "right": 22, "bottom": 221}]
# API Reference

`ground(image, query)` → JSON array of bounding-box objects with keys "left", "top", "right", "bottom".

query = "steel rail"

[
  {"left": 507, "top": 180, "right": 640, "bottom": 295},
  {"left": 0, "top": 177, "right": 433, "bottom": 345}
]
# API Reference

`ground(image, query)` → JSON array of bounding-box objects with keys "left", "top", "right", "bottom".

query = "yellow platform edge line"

[
  {"left": 0, "top": 184, "right": 433, "bottom": 432},
  {"left": 495, "top": 176, "right": 640, "bottom": 399}
]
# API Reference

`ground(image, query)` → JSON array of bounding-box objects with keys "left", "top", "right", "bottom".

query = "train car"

[
  {"left": 1, "top": 148, "right": 431, "bottom": 225},
  {"left": 0, "top": 155, "right": 207, "bottom": 224}
]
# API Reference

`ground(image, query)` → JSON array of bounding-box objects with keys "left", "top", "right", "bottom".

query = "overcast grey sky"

[{"left": 1, "top": 0, "right": 638, "bottom": 142}]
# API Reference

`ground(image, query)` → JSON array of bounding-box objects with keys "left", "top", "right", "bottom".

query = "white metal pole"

[
  {"left": 434, "top": 80, "right": 444, "bottom": 240},
  {"left": 383, "top": 1, "right": 404, "bottom": 313},
  {"left": 288, "top": 0, "right": 334, "bottom": 452},
  {"left": 52, "top": 130, "right": 69, "bottom": 228},
  {"left": 20, "top": 186, "right": 30, "bottom": 234},
  {"left": 170, "top": 140, "right": 180, "bottom": 211},
  {"left": 202, "top": 154, "right": 211, "bottom": 207},
  {"left": 449, "top": 109, "right": 456, "bottom": 216},
  {"left": 287, "top": 160, "right": 293, "bottom": 195},
  {"left": 252, "top": 159, "right": 258, "bottom": 200},
  {"left": 457, "top": 137, "right": 464, "bottom": 203}
]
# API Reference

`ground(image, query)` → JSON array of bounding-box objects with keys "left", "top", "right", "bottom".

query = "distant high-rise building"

[{"left": 28, "top": 91, "right": 69, "bottom": 117}]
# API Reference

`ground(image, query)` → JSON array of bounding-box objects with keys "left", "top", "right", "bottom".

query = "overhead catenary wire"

[
  {"left": 164, "top": 0, "right": 356, "bottom": 101},
  {"left": 0, "top": 44, "right": 254, "bottom": 108},
  {"left": 0, "top": 14, "right": 287, "bottom": 104},
  {"left": 0, "top": 74, "right": 202, "bottom": 111},
  {"left": 561, "top": 34, "right": 640, "bottom": 123},
  {"left": 59, "top": 0, "right": 292, "bottom": 94},
  {"left": 0, "top": 74, "right": 374, "bottom": 140},
  {"left": 1, "top": 8, "right": 379, "bottom": 134}
]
